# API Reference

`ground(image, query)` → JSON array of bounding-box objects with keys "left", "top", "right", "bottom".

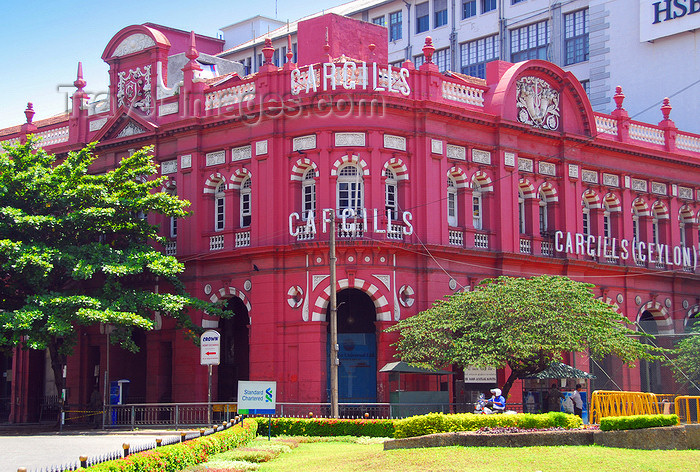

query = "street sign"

[
  {"left": 237, "top": 380, "right": 276, "bottom": 414},
  {"left": 200, "top": 330, "right": 221, "bottom": 366}
]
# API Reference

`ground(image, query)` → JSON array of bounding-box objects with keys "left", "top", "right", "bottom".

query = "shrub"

[
  {"left": 599, "top": 414, "right": 679, "bottom": 431},
  {"left": 254, "top": 417, "right": 395, "bottom": 438},
  {"left": 393, "top": 412, "right": 583, "bottom": 439},
  {"left": 79, "top": 418, "right": 258, "bottom": 471}
]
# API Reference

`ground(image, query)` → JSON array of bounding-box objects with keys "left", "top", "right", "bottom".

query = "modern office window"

[
  {"left": 416, "top": 2, "right": 429, "bottom": 34},
  {"left": 215, "top": 182, "right": 226, "bottom": 231},
  {"left": 565, "top": 9, "right": 589, "bottom": 65},
  {"left": 462, "top": 0, "right": 476, "bottom": 19},
  {"left": 435, "top": 0, "right": 448, "bottom": 27},
  {"left": 461, "top": 34, "right": 499, "bottom": 78},
  {"left": 580, "top": 79, "right": 590, "bottom": 95},
  {"left": 337, "top": 164, "right": 364, "bottom": 213},
  {"left": 372, "top": 15, "right": 386, "bottom": 27},
  {"left": 482, "top": 0, "right": 497, "bottom": 13},
  {"left": 240, "top": 177, "right": 251, "bottom": 227},
  {"left": 390, "top": 11, "right": 403, "bottom": 41},
  {"left": 434, "top": 48, "right": 451, "bottom": 72},
  {"left": 292, "top": 43, "right": 298, "bottom": 63},
  {"left": 413, "top": 54, "right": 425, "bottom": 68},
  {"left": 447, "top": 177, "right": 458, "bottom": 227},
  {"left": 273, "top": 49, "right": 280, "bottom": 67},
  {"left": 510, "top": 20, "right": 550, "bottom": 62},
  {"left": 302, "top": 168, "right": 316, "bottom": 219},
  {"left": 512, "top": 0, "right": 526, "bottom": 4}
]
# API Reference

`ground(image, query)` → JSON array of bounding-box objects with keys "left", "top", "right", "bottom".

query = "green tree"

[
  {"left": 0, "top": 140, "right": 222, "bottom": 398},
  {"left": 668, "top": 327, "right": 700, "bottom": 394},
  {"left": 387, "top": 275, "right": 659, "bottom": 397}
]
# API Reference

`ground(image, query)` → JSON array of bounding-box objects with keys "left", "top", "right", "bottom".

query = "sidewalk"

[{"left": 0, "top": 424, "right": 198, "bottom": 472}]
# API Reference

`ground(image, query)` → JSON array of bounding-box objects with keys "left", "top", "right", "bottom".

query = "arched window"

[
  {"left": 215, "top": 182, "right": 226, "bottom": 231},
  {"left": 632, "top": 198, "right": 649, "bottom": 243},
  {"left": 447, "top": 176, "right": 458, "bottom": 227},
  {"left": 538, "top": 190, "right": 548, "bottom": 235},
  {"left": 582, "top": 201, "right": 591, "bottom": 237},
  {"left": 472, "top": 182, "right": 483, "bottom": 230},
  {"left": 337, "top": 164, "right": 364, "bottom": 213},
  {"left": 651, "top": 201, "right": 668, "bottom": 247},
  {"left": 240, "top": 177, "right": 251, "bottom": 227},
  {"left": 385, "top": 168, "right": 398, "bottom": 220},
  {"left": 679, "top": 206, "right": 694, "bottom": 247},
  {"left": 302, "top": 168, "right": 316, "bottom": 219}
]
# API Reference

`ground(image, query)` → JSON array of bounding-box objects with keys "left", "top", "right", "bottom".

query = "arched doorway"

[
  {"left": 639, "top": 311, "right": 663, "bottom": 393},
  {"left": 327, "top": 288, "right": 377, "bottom": 403},
  {"left": 217, "top": 297, "right": 249, "bottom": 401}
]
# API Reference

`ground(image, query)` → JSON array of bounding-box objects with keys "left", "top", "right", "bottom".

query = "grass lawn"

[{"left": 189, "top": 437, "right": 700, "bottom": 472}]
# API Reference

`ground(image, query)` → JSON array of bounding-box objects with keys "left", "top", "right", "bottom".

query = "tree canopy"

[
  {"left": 387, "top": 275, "right": 660, "bottom": 397},
  {"left": 0, "top": 140, "right": 222, "bottom": 396}
]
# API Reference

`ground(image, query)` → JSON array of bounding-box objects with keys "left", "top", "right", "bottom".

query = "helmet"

[{"left": 490, "top": 388, "right": 502, "bottom": 396}]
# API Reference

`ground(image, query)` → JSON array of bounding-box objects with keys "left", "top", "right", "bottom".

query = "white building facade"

[{"left": 218, "top": 0, "right": 700, "bottom": 133}]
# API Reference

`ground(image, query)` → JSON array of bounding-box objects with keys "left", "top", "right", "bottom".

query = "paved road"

[{"left": 0, "top": 429, "right": 187, "bottom": 472}]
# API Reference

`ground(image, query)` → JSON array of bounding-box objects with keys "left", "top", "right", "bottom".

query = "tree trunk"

[
  {"left": 47, "top": 339, "right": 66, "bottom": 401},
  {"left": 501, "top": 369, "right": 520, "bottom": 398}
]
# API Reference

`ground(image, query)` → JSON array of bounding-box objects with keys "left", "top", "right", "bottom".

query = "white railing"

[
  {"left": 474, "top": 233, "right": 489, "bottom": 249},
  {"left": 338, "top": 222, "right": 364, "bottom": 239},
  {"left": 165, "top": 241, "right": 177, "bottom": 256},
  {"left": 541, "top": 241, "right": 553, "bottom": 256},
  {"left": 0, "top": 136, "right": 20, "bottom": 147},
  {"left": 635, "top": 258, "right": 646, "bottom": 267},
  {"left": 520, "top": 238, "right": 532, "bottom": 254},
  {"left": 205, "top": 81, "right": 256, "bottom": 110},
  {"left": 296, "top": 225, "right": 315, "bottom": 241},
  {"left": 35, "top": 126, "right": 70, "bottom": 147},
  {"left": 449, "top": 230, "right": 463, "bottom": 247},
  {"left": 387, "top": 224, "right": 404, "bottom": 240},
  {"left": 442, "top": 81, "right": 485, "bottom": 107},
  {"left": 595, "top": 116, "right": 618, "bottom": 136},
  {"left": 235, "top": 231, "right": 251, "bottom": 247},
  {"left": 629, "top": 123, "right": 664, "bottom": 145},
  {"left": 210, "top": 235, "right": 224, "bottom": 251},
  {"left": 677, "top": 133, "right": 700, "bottom": 153}
]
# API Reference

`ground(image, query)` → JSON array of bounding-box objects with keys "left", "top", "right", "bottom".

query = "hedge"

[
  {"left": 599, "top": 414, "right": 679, "bottom": 431},
  {"left": 254, "top": 417, "right": 395, "bottom": 437},
  {"left": 78, "top": 418, "right": 258, "bottom": 471},
  {"left": 393, "top": 412, "right": 583, "bottom": 439}
]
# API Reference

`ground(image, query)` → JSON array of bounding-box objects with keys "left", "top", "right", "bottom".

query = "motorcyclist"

[{"left": 483, "top": 388, "right": 506, "bottom": 414}]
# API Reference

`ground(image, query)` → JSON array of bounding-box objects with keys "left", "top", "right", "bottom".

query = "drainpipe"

[
  {"left": 499, "top": 0, "right": 507, "bottom": 62},
  {"left": 403, "top": 1, "right": 412, "bottom": 61},
  {"left": 450, "top": 0, "right": 457, "bottom": 71}
]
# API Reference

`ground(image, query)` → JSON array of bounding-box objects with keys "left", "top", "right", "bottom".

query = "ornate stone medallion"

[{"left": 516, "top": 76, "right": 560, "bottom": 130}]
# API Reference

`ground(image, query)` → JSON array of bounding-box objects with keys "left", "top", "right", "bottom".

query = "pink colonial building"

[{"left": 3, "top": 13, "right": 700, "bottom": 423}]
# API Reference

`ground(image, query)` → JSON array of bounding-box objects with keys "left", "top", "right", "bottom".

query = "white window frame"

[
  {"left": 240, "top": 177, "right": 251, "bottom": 228},
  {"left": 302, "top": 168, "right": 316, "bottom": 220},
  {"left": 215, "top": 182, "right": 226, "bottom": 231},
  {"left": 337, "top": 164, "right": 364, "bottom": 213},
  {"left": 518, "top": 189, "right": 526, "bottom": 234},
  {"left": 538, "top": 190, "right": 548, "bottom": 236},
  {"left": 472, "top": 184, "right": 482, "bottom": 230},
  {"left": 447, "top": 177, "right": 458, "bottom": 227},
  {"left": 385, "top": 168, "right": 398, "bottom": 220}
]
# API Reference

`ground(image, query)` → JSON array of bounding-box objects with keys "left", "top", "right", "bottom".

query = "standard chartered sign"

[{"left": 237, "top": 380, "right": 276, "bottom": 415}]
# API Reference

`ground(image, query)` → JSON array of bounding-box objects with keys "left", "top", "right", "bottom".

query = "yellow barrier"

[
  {"left": 212, "top": 404, "right": 237, "bottom": 413},
  {"left": 674, "top": 396, "right": 700, "bottom": 424},
  {"left": 589, "top": 390, "right": 661, "bottom": 424}
]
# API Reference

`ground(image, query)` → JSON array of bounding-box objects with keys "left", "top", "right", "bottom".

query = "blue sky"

[{"left": 0, "top": 0, "right": 344, "bottom": 129}]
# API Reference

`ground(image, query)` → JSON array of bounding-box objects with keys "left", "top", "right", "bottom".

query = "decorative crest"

[
  {"left": 422, "top": 37, "right": 435, "bottom": 63},
  {"left": 516, "top": 77, "right": 560, "bottom": 130}
]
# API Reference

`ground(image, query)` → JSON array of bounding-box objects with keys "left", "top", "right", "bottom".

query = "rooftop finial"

[
  {"left": 24, "top": 102, "right": 35, "bottom": 124},
  {"left": 74, "top": 62, "right": 87, "bottom": 91},
  {"left": 262, "top": 37, "right": 274, "bottom": 65},
  {"left": 422, "top": 37, "right": 435, "bottom": 64},
  {"left": 286, "top": 34, "right": 293, "bottom": 63},
  {"left": 661, "top": 97, "right": 672, "bottom": 121},
  {"left": 323, "top": 27, "right": 331, "bottom": 62},
  {"left": 186, "top": 31, "right": 199, "bottom": 62},
  {"left": 613, "top": 86, "right": 625, "bottom": 110}
]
